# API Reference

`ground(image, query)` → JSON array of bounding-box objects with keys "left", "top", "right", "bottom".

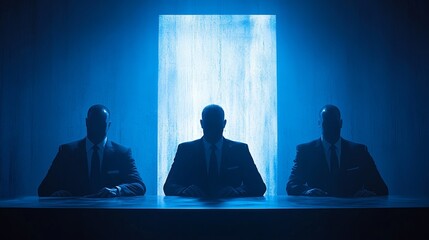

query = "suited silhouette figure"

[
  {"left": 164, "top": 104, "right": 266, "bottom": 198},
  {"left": 286, "top": 104, "right": 388, "bottom": 197},
  {"left": 38, "top": 104, "right": 146, "bottom": 197}
]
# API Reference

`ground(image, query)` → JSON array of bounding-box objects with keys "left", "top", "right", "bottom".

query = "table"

[{"left": 1, "top": 195, "right": 428, "bottom": 239}]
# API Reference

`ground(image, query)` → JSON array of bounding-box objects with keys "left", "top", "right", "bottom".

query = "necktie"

[
  {"left": 330, "top": 145, "right": 339, "bottom": 173},
  {"left": 90, "top": 145, "right": 101, "bottom": 192},
  {"left": 208, "top": 145, "right": 218, "bottom": 193},
  {"left": 329, "top": 144, "right": 340, "bottom": 195}
]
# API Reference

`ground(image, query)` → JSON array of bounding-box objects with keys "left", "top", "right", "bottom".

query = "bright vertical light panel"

[{"left": 158, "top": 15, "right": 277, "bottom": 195}]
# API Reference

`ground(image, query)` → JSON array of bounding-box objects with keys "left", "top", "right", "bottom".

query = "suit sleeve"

[
  {"left": 38, "top": 146, "right": 66, "bottom": 197},
  {"left": 163, "top": 144, "right": 189, "bottom": 196},
  {"left": 116, "top": 148, "right": 146, "bottom": 196},
  {"left": 361, "top": 146, "right": 388, "bottom": 196},
  {"left": 235, "top": 144, "right": 266, "bottom": 197},
  {"left": 286, "top": 145, "right": 311, "bottom": 196}
]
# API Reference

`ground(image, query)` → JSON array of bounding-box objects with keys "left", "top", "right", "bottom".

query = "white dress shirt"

[
  {"left": 203, "top": 137, "right": 223, "bottom": 173},
  {"left": 321, "top": 136, "right": 342, "bottom": 171},
  {"left": 86, "top": 137, "right": 107, "bottom": 177}
]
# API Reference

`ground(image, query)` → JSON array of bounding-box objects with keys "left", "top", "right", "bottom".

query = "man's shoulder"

[
  {"left": 341, "top": 138, "right": 368, "bottom": 152},
  {"left": 175, "top": 139, "right": 202, "bottom": 153},
  {"left": 177, "top": 138, "right": 248, "bottom": 150},
  {"left": 108, "top": 141, "right": 131, "bottom": 153},
  {"left": 223, "top": 138, "right": 247, "bottom": 149},
  {"left": 178, "top": 138, "right": 202, "bottom": 147},
  {"left": 59, "top": 138, "right": 85, "bottom": 151},
  {"left": 296, "top": 139, "right": 321, "bottom": 151}
]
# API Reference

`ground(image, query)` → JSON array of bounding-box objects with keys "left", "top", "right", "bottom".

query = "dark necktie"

[
  {"left": 330, "top": 144, "right": 339, "bottom": 173},
  {"left": 208, "top": 145, "right": 218, "bottom": 193},
  {"left": 90, "top": 145, "right": 101, "bottom": 192},
  {"left": 329, "top": 144, "right": 340, "bottom": 195}
]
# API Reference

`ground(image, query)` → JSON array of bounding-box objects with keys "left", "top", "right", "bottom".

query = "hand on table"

[
  {"left": 50, "top": 190, "right": 72, "bottom": 197},
  {"left": 215, "top": 186, "right": 241, "bottom": 198},
  {"left": 181, "top": 185, "right": 206, "bottom": 198},
  {"left": 84, "top": 187, "right": 120, "bottom": 198},
  {"left": 353, "top": 189, "right": 376, "bottom": 198},
  {"left": 303, "top": 188, "right": 328, "bottom": 197}
]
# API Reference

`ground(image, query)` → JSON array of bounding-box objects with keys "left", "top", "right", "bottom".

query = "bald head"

[
  {"left": 319, "top": 104, "right": 342, "bottom": 144},
  {"left": 202, "top": 104, "right": 224, "bottom": 120},
  {"left": 86, "top": 104, "right": 111, "bottom": 144},
  {"left": 200, "top": 104, "right": 226, "bottom": 144}
]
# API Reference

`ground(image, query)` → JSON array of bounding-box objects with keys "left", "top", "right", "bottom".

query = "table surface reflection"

[{"left": 1, "top": 195, "right": 428, "bottom": 209}]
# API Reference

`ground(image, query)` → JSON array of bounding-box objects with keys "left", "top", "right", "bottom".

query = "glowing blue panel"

[{"left": 158, "top": 15, "right": 277, "bottom": 195}]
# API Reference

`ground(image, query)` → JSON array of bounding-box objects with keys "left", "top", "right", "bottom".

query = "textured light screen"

[{"left": 158, "top": 15, "right": 277, "bottom": 195}]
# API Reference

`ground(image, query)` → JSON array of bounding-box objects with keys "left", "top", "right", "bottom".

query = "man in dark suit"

[
  {"left": 38, "top": 104, "right": 146, "bottom": 197},
  {"left": 286, "top": 104, "right": 388, "bottom": 197},
  {"left": 164, "top": 104, "right": 266, "bottom": 198}
]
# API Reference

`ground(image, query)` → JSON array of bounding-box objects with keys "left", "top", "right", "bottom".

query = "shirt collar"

[
  {"left": 86, "top": 137, "right": 107, "bottom": 152},
  {"left": 321, "top": 136, "right": 341, "bottom": 151},
  {"left": 203, "top": 137, "right": 223, "bottom": 151}
]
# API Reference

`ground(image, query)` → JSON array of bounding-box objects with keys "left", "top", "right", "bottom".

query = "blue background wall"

[{"left": 1, "top": 0, "right": 428, "bottom": 197}]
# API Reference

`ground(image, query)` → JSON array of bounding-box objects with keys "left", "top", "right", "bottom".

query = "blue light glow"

[{"left": 158, "top": 15, "right": 277, "bottom": 195}]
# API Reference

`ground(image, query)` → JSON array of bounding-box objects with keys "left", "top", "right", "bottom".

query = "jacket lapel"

[
  {"left": 196, "top": 138, "right": 208, "bottom": 182},
  {"left": 340, "top": 138, "right": 351, "bottom": 170},
  {"left": 315, "top": 139, "right": 329, "bottom": 175},
  {"left": 78, "top": 138, "right": 88, "bottom": 176},
  {"left": 77, "top": 138, "right": 90, "bottom": 194},
  {"left": 101, "top": 140, "right": 114, "bottom": 184},
  {"left": 219, "top": 137, "right": 230, "bottom": 177}
]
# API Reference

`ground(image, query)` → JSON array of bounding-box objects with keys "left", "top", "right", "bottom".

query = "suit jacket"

[
  {"left": 286, "top": 138, "right": 388, "bottom": 197},
  {"left": 164, "top": 137, "right": 266, "bottom": 197},
  {"left": 38, "top": 138, "right": 146, "bottom": 197}
]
